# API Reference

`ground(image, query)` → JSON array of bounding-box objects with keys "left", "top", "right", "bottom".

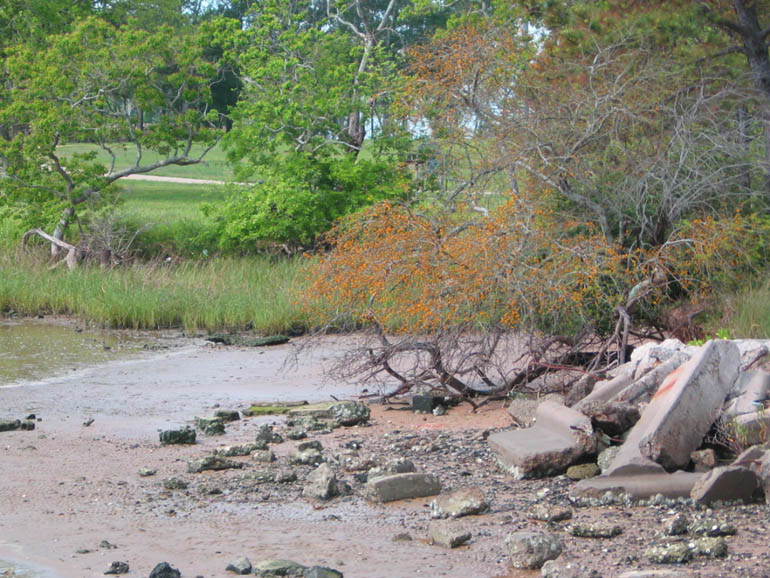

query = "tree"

[{"left": 0, "top": 17, "right": 223, "bottom": 260}]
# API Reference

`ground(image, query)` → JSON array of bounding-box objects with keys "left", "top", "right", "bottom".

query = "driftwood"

[{"left": 22, "top": 228, "right": 79, "bottom": 270}]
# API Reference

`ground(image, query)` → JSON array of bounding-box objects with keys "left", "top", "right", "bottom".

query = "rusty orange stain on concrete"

[{"left": 652, "top": 365, "right": 686, "bottom": 400}]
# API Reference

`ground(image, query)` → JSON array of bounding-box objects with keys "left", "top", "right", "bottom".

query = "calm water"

[{"left": 0, "top": 318, "right": 176, "bottom": 386}]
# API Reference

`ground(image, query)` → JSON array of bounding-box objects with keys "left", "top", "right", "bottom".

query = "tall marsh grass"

[
  {"left": 722, "top": 282, "right": 770, "bottom": 338},
  {"left": 0, "top": 249, "right": 311, "bottom": 334}
]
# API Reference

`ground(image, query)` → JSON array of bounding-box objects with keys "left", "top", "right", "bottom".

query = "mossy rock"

[
  {"left": 206, "top": 334, "right": 290, "bottom": 347},
  {"left": 242, "top": 405, "right": 295, "bottom": 416}
]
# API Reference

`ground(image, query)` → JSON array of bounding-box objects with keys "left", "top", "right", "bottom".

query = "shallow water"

[
  {"left": 0, "top": 318, "right": 177, "bottom": 386},
  {"left": 0, "top": 556, "right": 57, "bottom": 578}
]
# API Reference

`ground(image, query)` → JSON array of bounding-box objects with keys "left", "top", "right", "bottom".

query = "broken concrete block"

[
  {"left": 722, "top": 370, "right": 770, "bottom": 418},
  {"left": 605, "top": 340, "right": 740, "bottom": 475},
  {"left": 504, "top": 531, "right": 562, "bottom": 569},
  {"left": 580, "top": 400, "right": 640, "bottom": 437},
  {"left": 489, "top": 402, "right": 595, "bottom": 479},
  {"left": 430, "top": 487, "right": 488, "bottom": 519},
  {"left": 365, "top": 472, "right": 441, "bottom": 502},
  {"left": 728, "top": 411, "right": 770, "bottom": 448},
  {"left": 571, "top": 471, "right": 702, "bottom": 502},
  {"left": 428, "top": 520, "right": 471, "bottom": 548},
  {"left": 690, "top": 465, "right": 759, "bottom": 505},
  {"left": 303, "top": 463, "right": 339, "bottom": 501},
  {"left": 507, "top": 393, "right": 564, "bottom": 427}
]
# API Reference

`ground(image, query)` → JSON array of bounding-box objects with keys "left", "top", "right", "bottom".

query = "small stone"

[
  {"left": 20, "top": 419, "right": 35, "bottom": 430},
  {"left": 163, "top": 477, "right": 188, "bottom": 490},
  {"left": 432, "top": 405, "right": 446, "bottom": 416},
  {"left": 688, "top": 518, "right": 737, "bottom": 537},
  {"left": 688, "top": 536, "right": 728, "bottom": 558},
  {"left": 665, "top": 513, "right": 690, "bottom": 536},
  {"left": 430, "top": 487, "right": 488, "bottom": 519},
  {"left": 645, "top": 543, "right": 693, "bottom": 564},
  {"left": 159, "top": 427, "right": 196, "bottom": 445},
  {"left": 567, "top": 524, "right": 622, "bottom": 538},
  {"left": 256, "top": 424, "right": 283, "bottom": 444},
  {"left": 428, "top": 520, "right": 472, "bottom": 548},
  {"left": 195, "top": 416, "right": 226, "bottom": 435},
  {"left": 252, "top": 559, "right": 307, "bottom": 577},
  {"left": 392, "top": 532, "right": 413, "bottom": 542},
  {"left": 303, "top": 463, "right": 339, "bottom": 501},
  {"left": 104, "top": 561, "right": 129, "bottom": 574},
  {"left": 214, "top": 409, "right": 240, "bottom": 422},
  {"left": 329, "top": 401, "right": 370, "bottom": 426},
  {"left": 288, "top": 448, "right": 325, "bottom": 466},
  {"left": 187, "top": 455, "right": 244, "bottom": 473},
  {"left": 505, "top": 531, "right": 563, "bottom": 569},
  {"left": 528, "top": 505, "right": 573, "bottom": 524},
  {"left": 297, "top": 440, "right": 323, "bottom": 452},
  {"left": 99, "top": 540, "right": 118, "bottom": 550},
  {"left": 251, "top": 450, "right": 276, "bottom": 463},
  {"left": 565, "top": 463, "right": 600, "bottom": 480},
  {"left": 365, "top": 472, "right": 441, "bottom": 502},
  {"left": 138, "top": 468, "right": 156, "bottom": 477},
  {"left": 148, "top": 562, "right": 181, "bottom": 578},
  {"left": 226, "top": 556, "right": 253, "bottom": 574},
  {"left": 690, "top": 448, "right": 717, "bottom": 472},
  {"left": 304, "top": 567, "right": 343, "bottom": 578}
]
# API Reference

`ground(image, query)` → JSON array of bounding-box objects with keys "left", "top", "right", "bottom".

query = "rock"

[
  {"left": 20, "top": 419, "right": 35, "bottom": 430},
  {"left": 507, "top": 393, "right": 564, "bottom": 427},
  {"left": 645, "top": 543, "right": 693, "bottom": 564},
  {"left": 138, "top": 467, "right": 156, "bottom": 477},
  {"left": 277, "top": 470, "right": 298, "bottom": 483},
  {"left": 195, "top": 416, "right": 225, "bottom": 435},
  {"left": 329, "top": 401, "right": 370, "bottom": 426},
  {"left": 541, "top": 560, "right": 588, "bottom": 578},
  {"left": 566, "top": 463, "right": 600, "bottom": 480},
  {"left": 751, "top": 449, "right": 770, "bottom": 502},
  {"left": 251, "top": 449, "right": 277, "bottom": 463},
  {"left": 214, "top": 409, "right": 240, "bottom": 422},
  {"left": 148, "top": 562, "right": 181, "bottom": 578},
  {"left": 597, "top": 446, "right": 621, "bottom": 473},
  {"left": 215, "top": 442, "right": 265, "bottom": 457},
  {"left": 412, "top": 394, "right": 442, "bottom": 413},
  {"left": 304, "top": 567, "right": 343, "bottom": 578},
  {"left": 286, "top": 427, "right": 308, "bottom": 440},
  {"left": 297, "top": 440, "right": 323, "bottom": 451},
  {"left": 365, "top": 472, "right": 441, "bottom": 502},
  {"left": 567, "top": 523, "right": 622, "bottom": 538},
  {"left": 689, "top": 536, "right": 728, "bottom": 558},
  {"left": 392, "top": 532, "right": 413, "bottom": 542},
  {"left": 721, "top": 370, "right": 770, "bottom": 418},
  {"left": 288, "top": 448, "right": 325, "bottom": 466},
  {"left": 687, "top": 518, "right": 737, "bottom": 537},
  {"left": 690, "top": 465, "right": 759, "bottom": 505},
  {"left": 665, "top": 514, "right": 690, "bottom": 536},
  {"left": 187, "top": 455, "right": 244, "bottom": 473},
  {"left": 163, "top": 477, "right": 188, "bottom": 490},
  {"left": 430, "top": 486, "right": 488, "bottom": 519},
  {"left": 527, "top": 504, "right": 573, "bottom": 523},
  {"left": 0, "top": 419, "right": 20, "bottom": 432},
  {"left": 256, "top": 424, "right": 284, "bottom": 444},
  {"left": 159, "top": 427, "right": 196, "bottom": 445},
  {"left": 581, "top": 401, "right": 640, "bottom": 437},
  {"left": 689, "top": 448, "right": 717, "bottom": 472},
  {"left": 618, "top": 570, "right": 691, "bottom": 577},
  {"left": 303, "top": 463, "right": 339, "bottom": 500},
  {"left": 729, "top": 410, "right": 770, "bottom": 448},
  {"left": 285, "top": 415, "right": 333, "bottom": 434},
  {"left": 104, "top": 561, "right": 130, "bottom": 574},
  {"left": 367, "top": 458, "right": 415, "bottom": 480},
  {"left": 489, "top": 402, "right": 596, "bottom": 479},
  {"left": 505, "top": 531, "right": 563, "bottom": 569},
  {"left": 252, "top": 559, "right": 307, "bottom": 577},
  {"left": 226, "top": 556, "right": 253, "bottom": 574},
  {"left": 286, "top": 402, "right": 335, "bottom": 419},
  {"left": 428, "top": 520, "right": 472, "bottom": 548},
  {"left": 606, "top": 340, "right": 740, "bottom": 474}
]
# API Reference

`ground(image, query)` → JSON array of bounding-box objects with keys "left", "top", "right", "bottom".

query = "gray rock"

[
  {"left": 688, "top": 536, "right": 727, "bottom": 558},
  {"left": 226, "top": 556, "right": 253, "bottom": 575},
  {"left": 430, "top": 487, "right": 488, "bottom": 519},
  {"left": 690, "top": 448, "right": 717, "bottom": 472},
  {"left": 597, "top": 446, "right": 621, "bottom": 473},
  {"left": 571, "top": 471, "right": 702, "bottom": 501},
  {"left": 567, "top": 523, "right": 622, "bottom": 538},
  {"left": 303, "top": 463, "right": 339, "bottom": 500},
  {"left": 527, "top": 504, "right": 573, "bottom": 523},
  {"left": 214, "top": 409, "right": 240, "bottom": 422},
  {"left": 367, "top": 458, "right": 415, "bottom": 480},
  {"left": 580, "top": 400, "right": 640, "bottom": 437},
  {"left": 645, "top": 543, "right": 693, "bottom": 564},
  {"left": 20, "top": 419, "right": 35, "bottom": 430},
  {"left": 162, "top": 477, "right": 188, "bottom": 490},
  {"left": 187, "top": 455, "right": 244, "bottom": 473},
  {"left": 104, "top": 561, "right": 129, "bottom": 574},
  {"left": 251, "top": 449, "right": 277, "bottom": 463},
  {"left": 329, "top": 401, "right": 370, "bottom": 426},
  {"left": 566, "top": 463, "right": 600, "bottom": 480},
  {"left": 0, "top": 419, "right": 20, "bottom": 432},
  {"left": 148, "top": 562, "right": 181, "bottom": 578},
  {"left": 288, "top": 448, "right": 325, "bottom": 466},
  {"left": 286, "top": 427, "right": 308, "bottom": 440},
  {"left": 541, "top": 560, "right": 588, "bottom": 578},
  {"left": 505, "top": 531, "right": 562, "bottom": 569},
  {"left": 664, "top": 514, "right": 690, "bottom": 536},
  {"left": 195, "top": 416, "right": 225, "bottom": 435},
  {"left": 428, "top": 520, "right": 471, "bottom": 548},
  {"left": 297, "top": 440, "right": 323, "bottom": 452},
  {"left": 304, "top": 567, "right": 343, "bottom": 578},
  {"left": 690, "top": 465, "right": 759, "bottom": 505},
  {"left": 365, "top": 472, "right": 441, "bottom": 502},
  {"left": 687, "top": 518, "right": 737, "bottom": 537},
  {"left": 252, "top": 559, "right": 307, "bottom": 577},
  {"left": 618, "top": 570, "right": 691, "bottom": 577},
  {"left": 138, "top": 467, "right": 156, "bottom": 477},
  {"left": 256, "top": 424, "right": 284, "bottom": 444},
  {"left": 159, "top": 427, "right": 196, "bottom": 445},
  {"left": 277, "top": 470, "right": 298, "bottom": 483},
  {"left": 215, "top": 443, "right": 264, "bottom": 457}
]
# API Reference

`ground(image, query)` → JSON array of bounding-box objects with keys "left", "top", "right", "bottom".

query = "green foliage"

[{"left": 205, "top": 153, "right": 410, "bottom": 249}]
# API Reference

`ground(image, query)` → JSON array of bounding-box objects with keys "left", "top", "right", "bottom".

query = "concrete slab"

[
  {"left": 571, "top": 471, "right": 702, "bottom": 501},
  {"left": 489, "top": 402, "right": 595, "bottom": 479},
  {"left": 722, "top": 370, "right": 770, "bottom": 418},
  {"left": 690, "top": 465, "right": 759, "bottom": 506},
  {"left": 605, "top": 340, "right": 740, "bottom": 474}
]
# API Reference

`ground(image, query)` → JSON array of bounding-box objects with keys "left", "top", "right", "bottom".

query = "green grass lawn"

[{"left": 58, "top": 142, "right": 233, "bottom": 180}]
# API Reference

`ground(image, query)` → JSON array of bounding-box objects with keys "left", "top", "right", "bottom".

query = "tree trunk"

[{"left": 51, "top": 206, "right": 74, "bottom": 257}]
